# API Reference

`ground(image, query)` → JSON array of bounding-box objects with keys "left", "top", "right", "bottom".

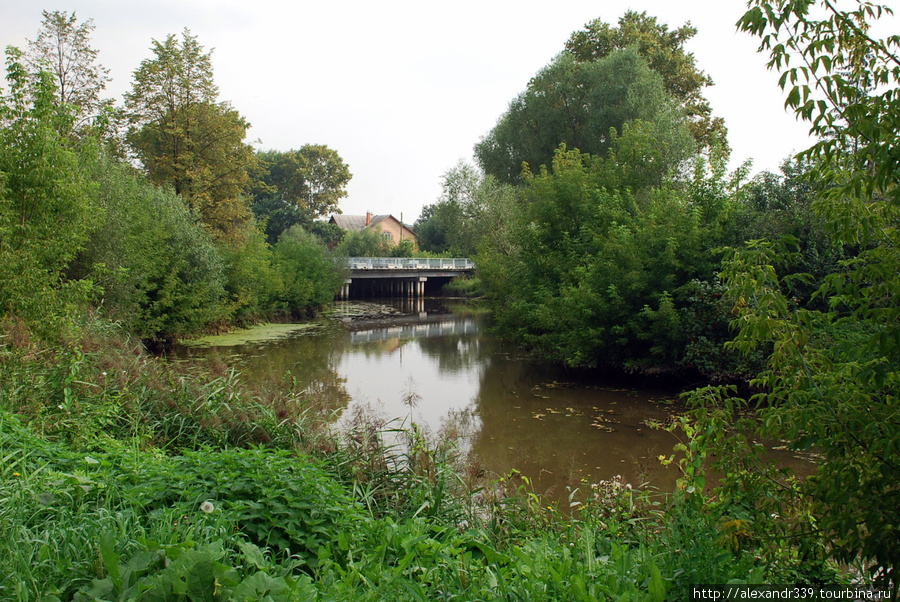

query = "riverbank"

[
  {"left": 175, "top": 299, "right": 700, "bottom": 500},
  {"left": 3, "top": 315, "right": 807, "bottom": 600}
]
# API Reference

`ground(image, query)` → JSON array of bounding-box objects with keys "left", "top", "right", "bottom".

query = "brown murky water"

[{"left": 177, "top": 299, "right": 811, "bottom": 500}]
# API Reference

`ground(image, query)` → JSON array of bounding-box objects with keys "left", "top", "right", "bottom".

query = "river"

[{"left": 176, "top": 298, "right": 810, "bottom": 501}]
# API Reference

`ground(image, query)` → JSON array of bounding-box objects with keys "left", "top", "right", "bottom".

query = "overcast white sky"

[{"left": 5, "top": 0, "right": 885, "bottom": 221}]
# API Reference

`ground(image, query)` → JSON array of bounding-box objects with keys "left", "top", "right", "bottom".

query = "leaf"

[
  {"left": 99, "top": 531, "right": 121, "bottom": 588},
  {"left": 237, "top": 539, "right": 269, "bottom": 571},
  {"left": 647, "top": 560, "right": 667, "bottom": 602}
]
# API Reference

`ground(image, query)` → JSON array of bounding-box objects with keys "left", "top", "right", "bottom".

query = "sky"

[{"left": 4, "top": 0, "right": 884, "bottom": 222}]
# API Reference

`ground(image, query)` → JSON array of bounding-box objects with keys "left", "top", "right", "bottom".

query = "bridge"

[{"left": 338, "top": 257, "right": 475, "bottom": 299}]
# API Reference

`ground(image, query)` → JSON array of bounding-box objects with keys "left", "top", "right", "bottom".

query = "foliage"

[
  {"left": 25, "top": 10, "right": 111, "bottom": 135},
  {"left": 124, "top": 29, "right": 255, "bottom": 239},
  {"left": 475, "top": 48, "right": 696, "bottom": 184},
  {"left": 688, "top": 0, "right": 900, "bottom": 592},
  {"left": 0, "top": 314, "right": 839, "bottom": 600},
  {"left": 258, "top": 144, "right": 353, "bottom": 218},
  {"left": 564, "top": 10, "right": 726, "bottom": 150},
  {"left": 0, "top": 48, "right": 98, "bottom": 332},
  {"left": 336, "top": 227, "right": 392, "bottom": 257},
  {"left": 307, "top": 220, "right": 345, "bottom": 248},
  {"left": 71, "top": 154, "right": 227, "bottom": 343},
  {"left": 217, "top": 220, "right": 282, "bottom": 324},
  {"left": 123, "top": 446, "right": 363, "bottom": 565},
  {"left": 272, "top": 226, "right": 346, "bottom": 313},
  {"left": 415, "top": 161, "right": 501, "bottom": 257},
  {"left": 480, "top": 143, "right": 727, "bottom": 374}
]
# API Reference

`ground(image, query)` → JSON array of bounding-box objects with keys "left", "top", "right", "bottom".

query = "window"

[{"left": 382, "top": 231, "right": 394, "bottom": 241}]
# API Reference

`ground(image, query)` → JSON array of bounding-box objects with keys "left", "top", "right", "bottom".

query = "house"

[{"left": 329, "top": 213, "right": 417, "bottom": 249}]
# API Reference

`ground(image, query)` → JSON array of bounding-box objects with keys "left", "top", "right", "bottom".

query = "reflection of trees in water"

[
  {"left": 188, "top": 323, "right": 353, "bottom": 418},
  {"left": 415, "top": 334, "right": 492, "bottom": 375},
  {"left": 468, "top": 355, "right": 680, "bottom": 496}
]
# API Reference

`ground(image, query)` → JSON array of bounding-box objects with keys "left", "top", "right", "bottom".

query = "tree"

[
  {"left": 272, "top": 226, "right": 345, "bottom": 313},
  {"left": 0, "top": 47, "right": 98, "bottom": 330},
  {"left": 71, "top": 154, "right": 227, "bottom": 343},
  {"left": 125, "top": 29, "right": 255, "bottom": 238},
  {"left": 258, "top": 146, "right": 351, "bottom": 217},
  {"left": 479, "top": 138, "right": 723, "bottom": 371},
  {"left": 26, "top": 10, "right": 111, "bottom": 134},
  {"left": 564, "top": 11, "right": 725, "bottom": 150},
  {"left": 336, "top": 228, "right": 391, "bottom": 257},
  {"left": 415, "top": 161, "right": 479, "bottom": 255},
  {"left": 252, "top": 145, "right": 352, "bottom": 243},
  {"left": 415, "top": 161, "right": 515, "bottom": 257},
  {"left": 691, "top": 0, "right": 900, "bottom": 591},
  {"left": 475, "top": 49, "right": 696, "bottom": 184}
]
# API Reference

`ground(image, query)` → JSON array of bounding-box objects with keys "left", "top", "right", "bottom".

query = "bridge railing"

[{"left": 347, "top": 257, "right": 475, "bottom": 270}]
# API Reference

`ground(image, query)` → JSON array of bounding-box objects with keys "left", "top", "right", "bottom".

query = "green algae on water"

[{"left": 181, "top": 322, "right": 323, "bottom": 348}]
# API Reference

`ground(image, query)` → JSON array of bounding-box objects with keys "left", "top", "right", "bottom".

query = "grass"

[{"left": 0, "top": 315, "right": 841, "bottom": 600}]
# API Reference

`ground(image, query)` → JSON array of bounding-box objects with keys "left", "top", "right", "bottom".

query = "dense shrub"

[
  {"left": 71, "top": 156, "right": 227, "bottom": 343},
  {"left": 272, "top": 226, "right": 345, "bottom": 313}
]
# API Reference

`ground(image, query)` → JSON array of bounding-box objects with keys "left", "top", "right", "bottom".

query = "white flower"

[{"left": 200, "top": 501, "right": 215, "bottom": 514}]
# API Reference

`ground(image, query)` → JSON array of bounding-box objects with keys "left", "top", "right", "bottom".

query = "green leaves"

[
  {"left": 256, "top": 145, "right": 352, "bottom": 222},
  {"left": 475, "top": 48, "right": 696, "bottom": 185},
  {"left": 0, "top": 47, "right": 99, "bottom": 330},
  {"left": 125, "top": 30, "right": 254, "bottom": 240},
  {"left": 482, "top": 145, "right": 727, "bottom": 374},
  {"left": 701, "top": 0, "right": 900, "bottom": 586}
]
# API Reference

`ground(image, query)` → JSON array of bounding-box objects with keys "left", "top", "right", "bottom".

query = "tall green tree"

[
  {"left": 415, "top": 161, "right": 516, "bottom": 257},
  {"left": 272, "top": 226, "right": 345, "bottom": 313},
  {"left": 0, "top": 47, "right": 98, "bottom": 330},
  {"left": 564, "top": 11, "right": 725, "bottom": 150},
  {"left": 479, "top": 136, "right": 724, "bottom": 371},
  {"left": 125, "top": 29, "right": 255, "bottom": 238},
  {"left": 252, "top": 145, "right": 352, "bottom": 243},
  {"left": 26, "top": 10, "right": 111, "bottom": 134},
  {"left": 475, "top": 49, "right": 696, "bottom": 184},
  {"left": 692, "top": 0, "right": 900, "bottom": 591}
]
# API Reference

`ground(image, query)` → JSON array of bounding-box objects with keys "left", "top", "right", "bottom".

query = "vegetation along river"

[{"left": 177, "top": 298, "right": 810, "bottom": 501}]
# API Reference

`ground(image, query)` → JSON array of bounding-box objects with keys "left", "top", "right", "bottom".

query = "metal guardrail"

[{"left": 347, "top": 257, "right": 475, "bottom": 270}]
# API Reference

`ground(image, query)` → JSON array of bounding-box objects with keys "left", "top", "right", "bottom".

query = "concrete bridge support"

[
  {"left": 338, "top": 276, "right": 429, "bottom": 300},
  {"left": 339, "top": 280, "right": 352, "bottom": 300}
]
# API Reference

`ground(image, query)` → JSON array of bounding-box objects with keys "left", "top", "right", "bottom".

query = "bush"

[
  {"left": 72, "top": 155, "right": 227, "bottom": 343},
  {"left": 272, "top": 226, "right": 345, "bottom": 313}
]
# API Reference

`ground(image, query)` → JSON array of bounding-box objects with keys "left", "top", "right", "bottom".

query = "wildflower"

[
  {"left": 200, "top": 501, "right": 215, "bottom": 514},
  {"left": 13, "top": 472, "right": 20, "bottom": 477}
]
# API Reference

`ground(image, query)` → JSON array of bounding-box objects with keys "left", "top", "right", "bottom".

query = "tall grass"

[{"left": 0, "top": 315, "right": 840, "bottom": 600}]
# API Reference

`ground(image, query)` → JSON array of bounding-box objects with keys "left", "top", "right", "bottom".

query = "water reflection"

[{"left": 179, "top": 301, "right": 691, "bottom": 497}]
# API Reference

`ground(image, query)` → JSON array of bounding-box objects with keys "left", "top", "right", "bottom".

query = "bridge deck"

[
  {"left": 339, "top": 257, "right": 474, "bottom": 299},
  {"left": 347, "top": 257, "right": 474, "bottom": 271}
]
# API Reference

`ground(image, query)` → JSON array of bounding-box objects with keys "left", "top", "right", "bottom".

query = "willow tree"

[
  {"left": 125, "top": 29, "right": 255, "bottom": 238},
  {"left": 564, "top": 11, "right": 725, "bottom": 150},
  {"left": 475, "top": 48, "right": 696, "bottom": 184}
]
